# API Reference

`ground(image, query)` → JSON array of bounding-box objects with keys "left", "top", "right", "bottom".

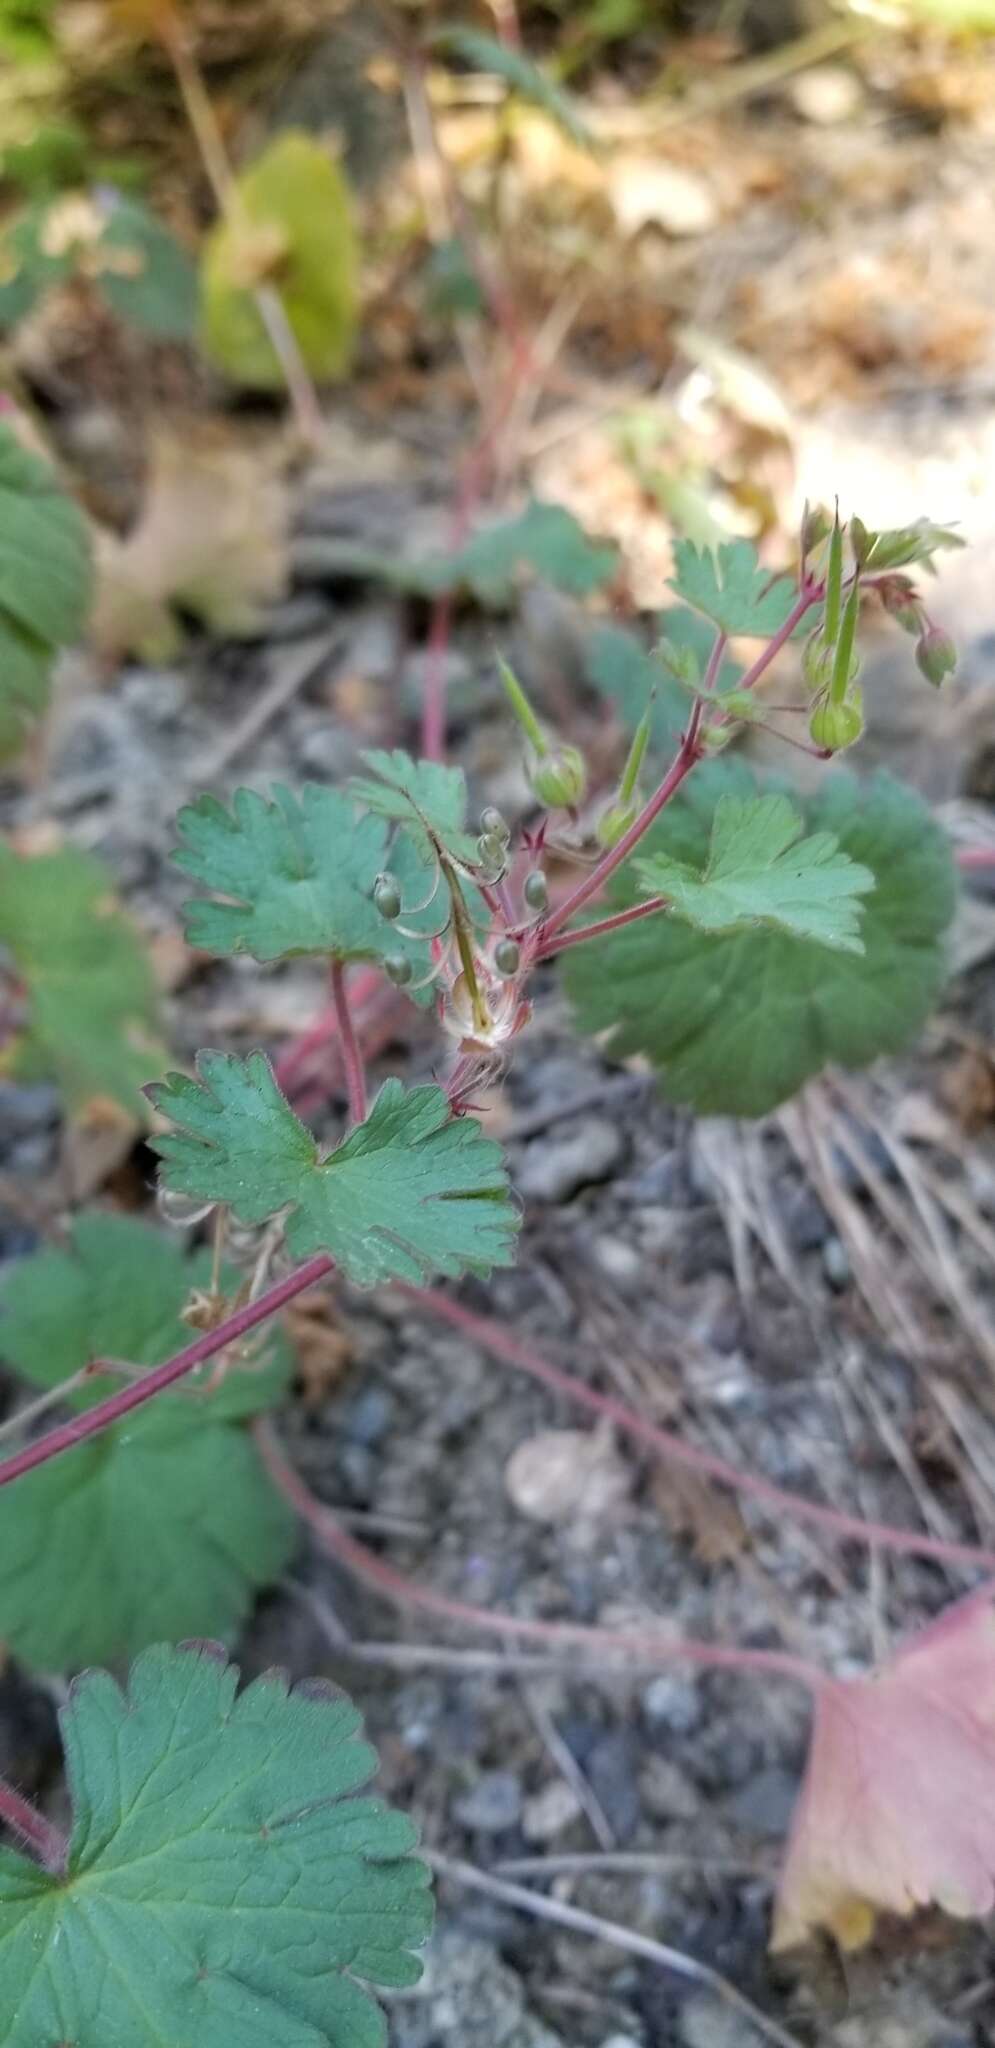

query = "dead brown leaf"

[
  {"left": 774, "top": 1588, "right": 995, "bottom": 1951},
  {"left": 91, "top": 429, "right": 288, "bottom": 662}
]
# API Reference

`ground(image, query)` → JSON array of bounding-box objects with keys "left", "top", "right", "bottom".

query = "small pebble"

[
  {"left": 822, "top": 1236, "right": 851, "bottom": 1289},
  {"left": 260, "top": 594, "right": 334, "bottom": 640},
  {"left": 289, "top": 713, "right": 361, "bottom": 781},
  {"left": 518, "top": 1118, "right": 625, "bottom": 1203},
  {"left": 625, "top": 1152, "right": 692, "bottom": 1205},
  {"left": 788, "top": 63, "right": 862, "bottom": 125},
  {"left": 592, "top": 1235, "right": 642, "bottom": 1286},
  {"left": 121, "top": 669, "right": 187, "bottom": 726},
  {"left": 586, "top": 1727, "right": 642, "bottom": 1844},
  {"left": 640, "top": 1754, "right": 699, "bottom": 1822},
  {"left": 642, "top": 1674, "right": 702, "bottom": 1735},
  {"left": 679, "top": 1993, "right": 763, "bottom": 2048},
  {"left": 522, "top": 1779, "right": 584, "bottom": 1842},
  {"left": 340, "top": 1385, "right": 394, "bottom": 1446},
  {"left": 0, "top": 1082, "right": 60, "bottom": 1136},
  {"left": 728, "top": 1765, "right": 797, "bottom": 1838},
  {"left": 780, "top": 1185, "right": 830, "bottom": 1253},
  {"left": 453, "top": 1768, "right": 523, "bottom": 1835},
  {"left": 505, "top": 1426, "right": 631, "bottom": 1526}
]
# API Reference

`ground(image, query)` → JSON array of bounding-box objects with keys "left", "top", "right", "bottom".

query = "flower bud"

[
  {"left": 915, "top": 624, "right": 957, "bottom": 688},
  {"left": 849, "top": 515, "right": 872, "bottom": 569},
  {"left": 528, "top": 743, "right": 587, "bottom": 810},
  {"left": 493, "top": 937, "right": 521, "bottom": 978},
  {"left": 809, "top": 692, "right": 863, "bottom": 752},
  {"left": 596, "top": 797, "right": 638, "bottom": 849},
  {"left": 523, "top": 868, "right": 548, "bottom": 912},
  {"left": 384, "top": 952, "right": 413, "bottom": 986},
  {"left": 875, "top": 574, "right": 922, "bottom": 637},
  {"left": 373, "top": 872, "right": 401, "bottom": 921},
  {"left": 801, "top": 500, "right": 832, "bottom": 560}
]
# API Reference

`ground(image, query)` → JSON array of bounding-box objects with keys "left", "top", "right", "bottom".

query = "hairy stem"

[
  {"left": 540, "top": 701, "right": 705, "bottom": 942},
  {"left": 537, "top": 590, "right": 822, "bottom": 947},
  {"left": 537, "top": 894, "right": 669, "bottom": 961},
  {"left": 734, "top": 589, "right": 820, "bottom": 696},
  {"left": 274, "top": 965, "right": 388, "bottom": 1094},
  {"left": 0, "top": 1776, "right": 67, "bottom": 1875},
  {"left": 406, "top": 1286, "right": 995, "bottom": 1575},
  {"left": 329, "top": 962, "right": 368, "bottom": 1124},
  {"left": 254, "top": 1419, "right": 820, "bottom": 1687},
  {"left": 0, "top": 1256, "right": 335, "bottom": 1492},
  {"left": 701, "top": 629, "right": 729, "bottom": 695}
]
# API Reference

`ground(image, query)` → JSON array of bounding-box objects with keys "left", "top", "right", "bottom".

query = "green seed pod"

[
  {"left": 373, "top": 872, "right": 401, "bottom": 921},
  {"left": 523, "top": 868, "right": 548, "bottom": 912},
  {"left": 498, "top": 656, "right": 547, "bottom": 752},
  {"left": 384, "top": 952, "right": 413, "bottom": 986},
  {"left": 528, "top": 743, "right": 587, "bottom": 810},
  {"left": 915, "top": 624, "right": 957, "bottom": 688},
  {"left": 809, "top": 691, "right": 863, "bottom": 752},
  {"left": 830, "top": 580, "right": 861, "bottom": 704},
  {"left": 493, "top": 937, "right": 521, "bottom": 978},
  {"left": 596, "top": 798, "right": 638, "bottom": 850},
  {"left": 476, "top": 832, "right": 507, "bottom": 873},
  {"left": 823, "top": 513, "right": 843, "bottom": 647},
  {"left": 802, "top": 630, "right": 833, "bottom": 695},
  {"left": 480, "top": 805, "right": 510, "bottom": 843},
  {"left": 875, "top": 574, "right": 921, "bottom": 636}
]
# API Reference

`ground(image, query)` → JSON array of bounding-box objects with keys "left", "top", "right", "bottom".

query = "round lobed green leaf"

[
  {"left": 0, "top": 1641, "right": 432, "bottom": 2046},
  {"left": 563, "top": 762, "right": 956, "bottom": 1117},
  {"left": 0, "top": 1215, "right": 293, "bottom": 1671}
]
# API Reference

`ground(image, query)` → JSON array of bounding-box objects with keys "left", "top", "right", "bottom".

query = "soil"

[{"left": 5, "top": 26, "right": 995, "bottom": 2048}]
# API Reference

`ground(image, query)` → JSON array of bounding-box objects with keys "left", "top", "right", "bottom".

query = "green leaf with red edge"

[
  {"left": 0, "top": 1641, "right": 432, "bottom": 2046},
  {"left": 0, "top": 1213, "right": 293, "bottom": 1671},
  {"left": 149, "top": 1057, "right": 520, "bottom": 1286},
  {"left": 562, "top": 762, "right": 955, "bottom": 1116}
]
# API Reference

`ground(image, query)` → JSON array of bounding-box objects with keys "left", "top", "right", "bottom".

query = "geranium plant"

[{"left": 1, "top": 484, "right": 980, "bottom": 2044}]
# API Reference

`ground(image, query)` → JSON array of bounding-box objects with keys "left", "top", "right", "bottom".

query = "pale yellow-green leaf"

[{"left": 200, "top": 131, "right": 358, "bottom": 389}]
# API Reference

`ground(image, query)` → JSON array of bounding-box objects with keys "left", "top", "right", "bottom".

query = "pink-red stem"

[
  {"left": 329, "top": 962, "right": 367, "bottom": 1125},
  {"left": 537, "top": 895, "right": 669, "bottom": 960},
  {"left": 539, "top": 704, "right": 705, "bottom": 942},
  {"left": 0, "top": 1255, "right": 335, "bottom": 1491},
  {"left": 405, "top": 1285, "right": 995, "bottom": 1575},
  {"left": 274, "top": 965, "right": 384, "bottom": 1093},
  {"left": 254, "top": 1419, "right": 820, "bottom": 1691},
  {"left": 0, "top": 1776, "right": 67, "bottom": 1874}
]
